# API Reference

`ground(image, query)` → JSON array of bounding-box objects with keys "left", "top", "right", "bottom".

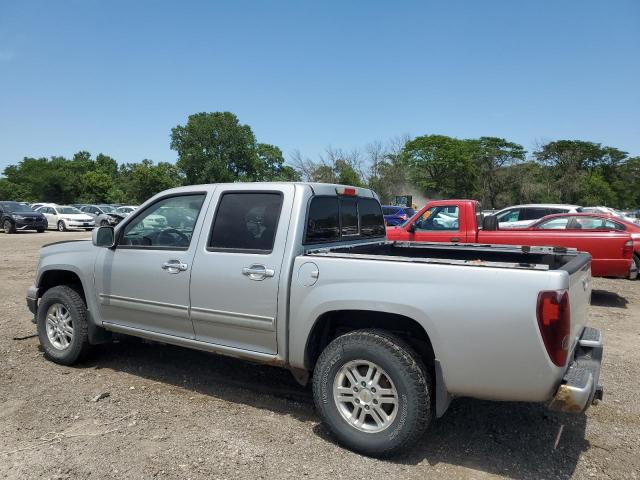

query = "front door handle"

[
  {"left": 242, "top": 264, "right": 275, "bottom": 281},
  {"left": 162, "top": 260, "right": 188, "bottom": 274},
  {"left": 450, "top": 237, "right": 460, "bottom": 242}
]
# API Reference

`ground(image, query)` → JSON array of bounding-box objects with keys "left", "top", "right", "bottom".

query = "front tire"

[
  {"left": 57, "top": 220, "right": 67, "bottom": 232},
  {"left": 37, "top": 285, "right": 91, "bottom": 365},
  {"left": 312, "top": 329, "right": 432, "bottom": 457},
  {"left": 3, "top": 219, "right": 15, "bottom": 233},
  {"left": 37, "top": 228, "right": 45, "bottom": 233}
]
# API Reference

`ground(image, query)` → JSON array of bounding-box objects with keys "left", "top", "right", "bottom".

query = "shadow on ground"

[
  {"left": 591, "top": 289, "right": 628, "bottom": 308},
  {"left": 74, "top": 339, "right": 588, "bottom": 479}
]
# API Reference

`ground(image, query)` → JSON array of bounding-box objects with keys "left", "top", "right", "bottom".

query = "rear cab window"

[{"left": 304, "top": 196, "right": 385, "bottom": 244}]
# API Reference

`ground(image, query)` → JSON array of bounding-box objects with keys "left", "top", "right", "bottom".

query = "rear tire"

[
  {"left": 37, "top": 285, "right": 91, "bottom": 365},
  {"left": 57, "top": 220, "right": 67, "bottom": 232},
  {"left": 312, "top": 329, "right": 432, "bottom": 457},
  {"left": 633, "top": 254, "right": 640, "bottom": 280}
]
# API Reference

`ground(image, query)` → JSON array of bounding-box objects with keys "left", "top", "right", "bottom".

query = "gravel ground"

[{"left": 1, "top": 231, "right": 638, "bottom": 479}]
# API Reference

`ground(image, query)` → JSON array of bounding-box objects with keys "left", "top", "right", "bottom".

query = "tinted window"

[
  {"left": 360, "top": 198, "right": 385, "bottom": 237},
  {"left": 305, "top": 197, "right": 340, "bottom": 244},
  {"left": 341, "top": 198, "right": 359, "bottom": 236},
  {"left": 305, "top": 196, "right": 385, "bottom": 244},
  {"left": 121, "top": 194, "right": 205, "bottom": 248},
  {"left": 209, "top": 192, "right": 283, "bottom": 252}
]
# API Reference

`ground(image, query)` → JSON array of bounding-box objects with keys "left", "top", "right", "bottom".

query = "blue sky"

[{"left": 1, "top": 0, "right": 639, "bottom": 172}]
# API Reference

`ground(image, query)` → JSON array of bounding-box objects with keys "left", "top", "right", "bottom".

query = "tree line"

[{"left": 1, "top": 111, "right": 638, "bottom": 209}]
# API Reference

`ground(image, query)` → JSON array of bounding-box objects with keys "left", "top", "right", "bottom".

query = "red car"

[
  {"left": 386, "top": 200, "right": 636, "bottom": 279},
  {"left": 522, "top": 212, "right": 640, "bottom": 274}
]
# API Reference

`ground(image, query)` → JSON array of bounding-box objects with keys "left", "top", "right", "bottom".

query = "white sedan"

[{"left": 36, "top": 205, "right": 95, "bottom": 231}]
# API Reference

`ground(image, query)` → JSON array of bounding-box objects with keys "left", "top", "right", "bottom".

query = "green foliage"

[
  {"left": 170, "top": 112, "right": 294, "bottom": 184},
  {"left": 1, "top": 110, "right": 637, "bottom": 210},
  {"left": 402, "top": 135, "right": 476, "bottom": 198}
]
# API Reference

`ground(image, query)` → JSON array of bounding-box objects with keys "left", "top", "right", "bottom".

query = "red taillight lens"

[
  {"left": 623, "top": 240, "right": 633, "bottom": 258},
  {"left": 536, "top": 290, "right": 570, "bottom": 367},
  {"left": 335, "top": 187, "right": 357, "bottom": 196}
]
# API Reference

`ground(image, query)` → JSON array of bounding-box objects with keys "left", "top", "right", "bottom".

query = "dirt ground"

[{"left": 0, "top": 231, "right": 638, "bottom": 480}]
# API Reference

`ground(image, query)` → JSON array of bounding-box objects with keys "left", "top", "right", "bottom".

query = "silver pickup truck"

[{"left": 26, "top": 182, "right": 603, "bottom": 457}]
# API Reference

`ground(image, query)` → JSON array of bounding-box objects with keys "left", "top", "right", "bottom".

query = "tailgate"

[{"left": 563, "top": 253, "right": 592, "bottom": 352}]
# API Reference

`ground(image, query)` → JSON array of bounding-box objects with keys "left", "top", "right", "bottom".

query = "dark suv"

[{"left": 0, "top": 201, "right": 48, "bottom": 233}]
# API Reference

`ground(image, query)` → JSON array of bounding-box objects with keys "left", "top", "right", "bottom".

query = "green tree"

[
  {"left": 469, "top": 137, "right": 526, "bottom": 208},
  {"left": 403, "top": 135, "right": 476, "bottom": 198},
  {"left": 120, "top": 159, "right": 184, "bottom": 203},
  {"left": 171, "top": 112, "right": 260, "bottom": 184}
]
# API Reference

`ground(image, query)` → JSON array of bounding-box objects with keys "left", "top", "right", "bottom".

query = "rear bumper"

[{"left": 548, "top": 326, "right": 603, "bottom": 413}]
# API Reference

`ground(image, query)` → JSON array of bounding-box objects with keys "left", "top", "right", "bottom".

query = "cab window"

[
  {"left": 121, "top": 194, "right": 205, "bottom": 249},
  {"left": 414, "top": 206, "right": 460, "bottom": 231},
  {"left": 208, "top": 192, "right": 283, "bottom": 253}
]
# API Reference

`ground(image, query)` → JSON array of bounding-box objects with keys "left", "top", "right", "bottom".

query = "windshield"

[
  {"left": 99, "top": 205, "right": 116, "bottom": 213},
  {"left": 58, "top": 207, "right": 82, "bottom": 214},
  {"left": 1, "top": 202, "right": 34, "bottom": 213}
]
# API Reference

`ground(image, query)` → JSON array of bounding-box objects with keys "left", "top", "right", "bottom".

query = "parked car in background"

[
  {"left": 581, "top": 206, "right": 640, "bottom": 225},
  {"left": 533, "top": 212, "right": 640, "bottom": 276},
  {"left": 0, "top": 201, "right": 47, "bottom": 233},
  {"left": 382, "top": 205, "right": 416, "bottom": 226},
  {"left": 31, "top": 202, "right": 57, "bottom": 211},
  {"left": 80, "top": 204, "right": 126, "bottom": 227},
  {"left": 115, "top": 205, "right": 138, "bottom": 216},
  {"left": 26, "top": 182, "right": 601, "bottom": 457},
  {"left": 36, "top": 205, "right": 95, "bottom": 232},
  {"left": 387, "top": 199, "right": 635, "bottom": 279},
  {"left": 492, "top": 204, "right": 582, "bottom": 229}
]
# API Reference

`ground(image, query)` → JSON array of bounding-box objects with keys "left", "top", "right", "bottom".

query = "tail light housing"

[
  {"left": 537, "top": 290, "right": 570, "bottom": 366},
  {"left": 623, "top": 239, "right": 634, "bottom": 258}
]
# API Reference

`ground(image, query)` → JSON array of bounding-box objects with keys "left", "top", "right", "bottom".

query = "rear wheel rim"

[
  {"left": 333, "top": 359, "right": 399, "bottom": 433},
  {"left": 45, "top": 303, "right": 73, "bottom": 350}
]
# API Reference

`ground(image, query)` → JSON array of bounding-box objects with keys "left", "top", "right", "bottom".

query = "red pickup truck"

[{"left": 386, "top": 199, "right": 636, "bottom": 279}]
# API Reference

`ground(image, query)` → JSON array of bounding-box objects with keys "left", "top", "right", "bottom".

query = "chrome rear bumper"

[{"left": 548, "top": 326, "right": 603, "bottom": 413}]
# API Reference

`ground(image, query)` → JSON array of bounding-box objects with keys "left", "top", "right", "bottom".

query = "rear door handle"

[
  {"left": 450, "top": 237, "right": 460, "bottom": 242},
  {"left": 242, "top": 264, "right": 275, "bottom": 281},
  {"left": 161, "top": 260, "right": 188, "bottom": 274}
]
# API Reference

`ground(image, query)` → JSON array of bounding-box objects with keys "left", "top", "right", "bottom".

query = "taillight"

[
  {"left": 335, "top": 187, "right": 358, "bottom": 196},
  {"left": 623, "top": 240, "right": 634, "bottom": 258},
  {"left": 536, "top": 290, "right": 570, "bottom": 367}
]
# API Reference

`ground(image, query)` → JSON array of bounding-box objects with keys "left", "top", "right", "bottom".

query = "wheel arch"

[{"left": 304, "top": 310, "right": 451, "bottom": 418}]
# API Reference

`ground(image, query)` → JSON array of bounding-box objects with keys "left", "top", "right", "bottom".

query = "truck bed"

[{"left": 306, "top": 241, "right": 591, "bottom": 273}]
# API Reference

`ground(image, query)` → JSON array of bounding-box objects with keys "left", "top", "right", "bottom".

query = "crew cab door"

[
  {"left": 189, "top": 185, "right": 294, "bottom": 354},
  {"left": 94, "top": 192, "right": 209, "bottom": 338}
]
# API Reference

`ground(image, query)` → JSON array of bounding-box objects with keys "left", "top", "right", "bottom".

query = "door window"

[
  {"left": 120, "top": 194, "right": 205, "bottom": 249},
  {"left": 572, "top": 216, "right": 625, "bottom": 231},
  {"left": 536, "top": 217, "right": 570, "bottom": 230},
  {"left": 414, "top": 206, "right": 460, "bottom": 231},
  {"left": 497, "top": 208, "right": 520, "bottom": 224},
  {"left": 208, "top": 192, "right": 283, "bottom": 253}
]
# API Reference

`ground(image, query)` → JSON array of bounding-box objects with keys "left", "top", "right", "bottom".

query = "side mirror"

[
  {"left": 407, "top": 223, "right": 416, "bottom": 233},
  {"left": 482, "top": 215, "right": 498, "bottom": 231},
  {"left": 92, "top": 226, "right": 115, "bottom": 247}
]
